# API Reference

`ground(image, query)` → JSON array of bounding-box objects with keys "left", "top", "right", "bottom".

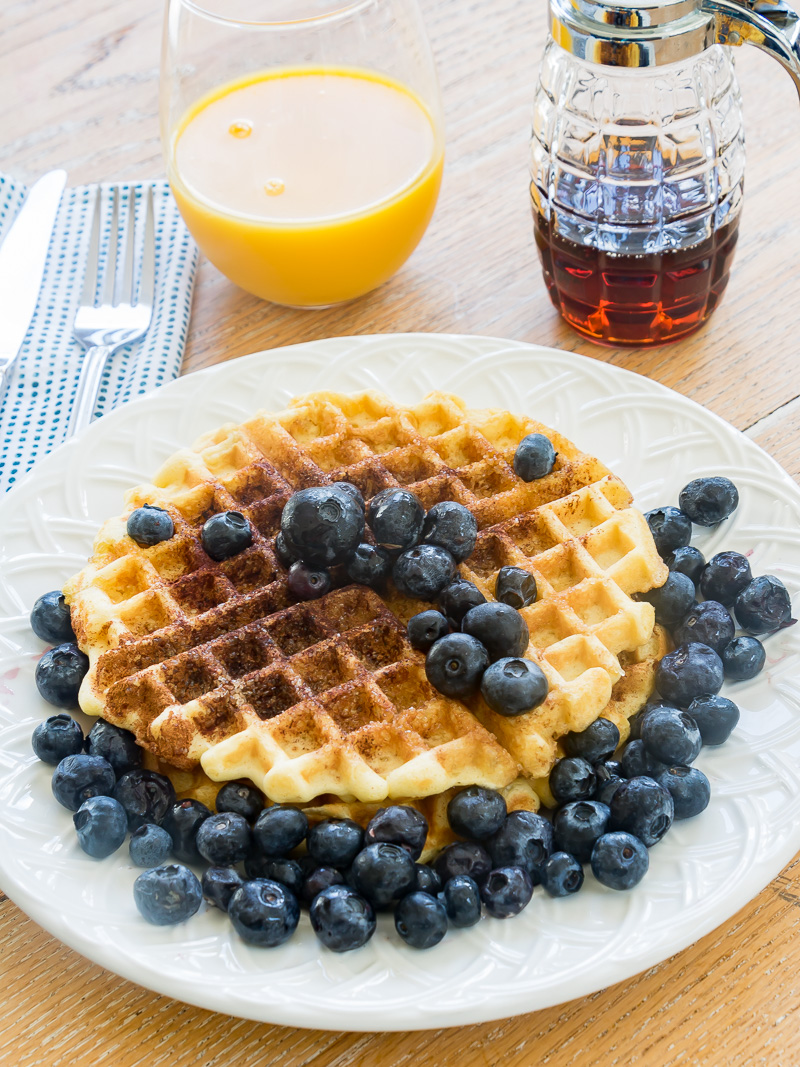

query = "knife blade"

[{"left": 0, "top": 169, "right": 67, "bottom": 408}]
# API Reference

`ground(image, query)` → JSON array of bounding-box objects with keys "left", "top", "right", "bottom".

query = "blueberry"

[
  {"left": 301, "top": 866, "right": 346, "bottom": 906},
  {"left": 549, "top": 757, "right": 597, "bottom": 804},
  {"left": 433, "top": 841, "right": 493, "bottom": 886},
  {"left": 590, "top": 832, "right": 649, "bottom": 890},
  {"left": 307, "top": 818, "right": 364, "bottom": 869},
  {"left": 667, "top": 546, "right": 706, "bottom": 586},
  {"left": 425, "top": 633, "right": 489, "bottom": 699},
  {"left": 202, "top": 865, "right": 244, "bottom": 911},
  {"left": 244, "top": 856, "right": 304, "bottom": 896},
  {"left": 699, "top": 551, "right": 753, "bottom": 606},
  {"left": 73, "top": 795, "right": 128, "bottom": 858},
  {"left": 655, "top": 766, "right": 711, "bottom": 819},
  {"left": 541, "top": 852, "right": 584, "bottom": 897},
  {"left": 461, "top": 602, "right": 529, "bottom": 661},
  {"left": 395, "top": 891, "right": 448, "bottom": 948},
  {"left": 366, "top": 488, "right": 424, "bottom": 551},
  {"left": 735, "top": 576, "right": 795, "bottom": 634},
  {"left": 608, "top": 777, "right": 674, "bottom": 847},
  {"left": 126, "top": 505, "right": 174, "bottom": 546},
  {"left": 563, "top": 718, "right": 620, "bottom": 764},
  {"left": 513, "top": 433, "right": 557, "bottom": 481},
  {"left": 85, "top": 719, "right": 142, "bottom": 776},
  {"left": 679, "top": 476, "right": 739, "bottom": 526},
  {"left": 447, "top": 786, "right": 507, "bottom": 840},
  {"left": 32, "top": 714, "right": 84, "bottom": 765},
  {"left": 437, "top": 579, "right": 486, "bottom": 627},
  {"left": 30, "top": 590, "right": 75, "bottom": 644},
  {"left": 486, "top": 810, "right": 553, "bottom": 883},
  {"left": 443, "top": 874, "right": 481, "bottom": 928},
  {"left": 596, "top": 774, "right": 625, "bottom": 806},
  {"left": 495, "top": 566, "right": 537, "bottom": 610},
  {"left": 287, "top": 560, "right": 332, "bottom": 600},
  {"left": 722, "top": 636, "right": 766, "bottom": 680},
  {"left": 274, "top": 530, "right": 298, "bottom": 569},
  {"left": 480, "top": 866, "right": 533, "bottom": 918},
  {"left": 480, "top": 657, "right": 548, "bottom": 716},
  {"left": 52, "top": 754, "right": 115, "bottom": 811},
  {"left": 281, "top": 486, "right": 364, "bottom": 567},
  {"left": 553, "top": 800, "right": 611, "bottom": 863},
  {"left": 35, "top": 643, "right": 89, "bottom": 709},
  {"left": 196, "top": 811, "right": 252, "bottom": 866},
  {"left": 640, "top": 706, "right": 702, "bottom": 765},
  {"left": 687, "top": 694, "right": 739, "bottom": 745},
  {"left": 345, "top": 543, "right": 392, "bottom": 588},
  {"left": 215, "top": 781, "right": 264, "bottom": 822},
  {"left": 201, "top": 511, "right": 253, "bottom": 561},
  {"left": 162, "top": 798, "right": 212, "bottom": 862},
  {"left": 673, "top": 601, "right": 735, "bottom": 655},
  {"left": 129, "top": 823, "right": 172, "bottom": 868},
  {"left": 598, "top": 758, "right": 624, "bottom": 779},
  {"left": 644, "top": 506, "right": 692, "bottom": 557},
  {"left": 228, "top": 879, "right": 300, "bottom": 946},
  {"left": 414, "top": 863, "right": 443, "bottom": 896},
  {"left": 627, "top": 699, "right": 657, "bottom": 742},
  {"left": 134, "top": 864, "right": 203, "bottom": 926},
  {"left": 350, "top": 842, "right": 417, "bottom": 907},
  {"left": 113, "top": 769, "right": 176, "bottom": 831},
  {"left": 407, "top": 610, "right": 450, "bottom": 652},
  {"left": 422, "top": 501, "right": 478, "bottom": 562},
  {"left": 393, "top": 545, "right": 456, "bottom": 600},
  {"left": 310, "top": 885, "right": 376, "bottom": 951},
  {"left": 619, "top": 739, "right": 668, "bottom": 780},
  {"left": 332, "top": 481, "right": 365, "bottom": 510},
  {"left": 253, "top": 805, "right": 308, "bottom": 857},
  {"left": 364, "top": 805, "right": 428, "bottom": 860},
  {"left": 656, "top": 643, "right": 724, "bottom": 706},
  {"left": 641, "top": 572, "right": 696, "bottom": 628}
]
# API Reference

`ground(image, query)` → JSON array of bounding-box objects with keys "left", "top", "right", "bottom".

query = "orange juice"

[{"left": 167, "top": 67, "right": 444, "bottom": 307}]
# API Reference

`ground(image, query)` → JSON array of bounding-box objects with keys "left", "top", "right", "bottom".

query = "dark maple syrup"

[{"left": 533, "top": 210, "right": 741, "bottom": 347}]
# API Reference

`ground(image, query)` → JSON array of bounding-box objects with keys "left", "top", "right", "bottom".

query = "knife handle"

[{"left": 66, "top": 345, "right": 112, "bottom": 439}]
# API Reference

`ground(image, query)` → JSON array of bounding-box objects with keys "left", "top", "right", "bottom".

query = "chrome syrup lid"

[
  {"left": 548, "top": 0, "right": 800, "bottom": 99},
  {"left": 550, "top": 0, "right": 717, "bottom": 65}
]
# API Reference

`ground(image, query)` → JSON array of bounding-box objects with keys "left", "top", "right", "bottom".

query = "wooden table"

[{"left": 3, "top": 1, "right": 800, "bottom": 1063}]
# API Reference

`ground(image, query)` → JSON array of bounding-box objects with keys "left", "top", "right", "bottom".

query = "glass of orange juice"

[{"left": 160, "top": 0, "right": 445, "bottom": 308}]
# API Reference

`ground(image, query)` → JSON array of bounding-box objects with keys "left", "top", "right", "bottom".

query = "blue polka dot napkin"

[{"left": 0, "top": 175, "right": 198, "bottom": 493}]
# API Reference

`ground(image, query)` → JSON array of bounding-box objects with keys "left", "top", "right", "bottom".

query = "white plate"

[{"left": 1, "top": 334, "right": 799, "bottom": 1032}]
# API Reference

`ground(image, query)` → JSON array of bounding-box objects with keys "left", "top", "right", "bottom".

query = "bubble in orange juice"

[
  {"left": 168, "top": 67, "right": 443, "bottom": 307},
  {"left": 228, "top": 120, "right": 252, "bottom": 138}
]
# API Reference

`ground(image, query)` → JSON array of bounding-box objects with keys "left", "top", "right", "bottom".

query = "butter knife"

[{"left": 0, "top": 169, "right": 67, "bottom": 410}]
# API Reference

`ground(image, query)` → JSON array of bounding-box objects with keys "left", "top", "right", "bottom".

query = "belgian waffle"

[{"left": 64, "top": 391, "right": 667, "bottom": 804}]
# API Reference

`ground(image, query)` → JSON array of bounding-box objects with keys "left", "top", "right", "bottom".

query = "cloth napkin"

[{"left": 0, "top": 174, "right": 198, "bottom": 493}]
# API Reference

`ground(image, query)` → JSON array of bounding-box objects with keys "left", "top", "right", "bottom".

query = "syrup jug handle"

[{"left": 702, "top": 0, "right": 800, "bottom": 98}]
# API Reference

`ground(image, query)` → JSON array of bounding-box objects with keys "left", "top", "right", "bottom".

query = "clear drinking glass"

[
  {"left": 161, "top": 0, "right": 444, "bottom": 308},
  {"left": 531, "top": 39, "right": 746, "bottom": 346}
]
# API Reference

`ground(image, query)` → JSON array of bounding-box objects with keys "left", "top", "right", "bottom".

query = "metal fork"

[{"left": 66, "top": 185, "right": 155, "bottom": 438}]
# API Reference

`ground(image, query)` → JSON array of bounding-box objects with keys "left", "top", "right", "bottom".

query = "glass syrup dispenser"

[{"left": 531, "top": 0, "right": 800, "bottom": 345}]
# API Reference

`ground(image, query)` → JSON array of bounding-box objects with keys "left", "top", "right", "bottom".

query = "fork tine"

[
  {"left": 136, "top": 186, "right": 155, "bottom": 309},
  {"left": 80, "top": 187, "right": 101, "bottom": 307},
  {"left": 100, "top": 186, "right": 119, "bottom": 307},
  {"left": 115, "top": 188, "right": 137, "bottom": 308}
]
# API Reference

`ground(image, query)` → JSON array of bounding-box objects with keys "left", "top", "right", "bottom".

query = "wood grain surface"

[{"left": 2, "top": 0, "right": 800, "bottom": 1064}]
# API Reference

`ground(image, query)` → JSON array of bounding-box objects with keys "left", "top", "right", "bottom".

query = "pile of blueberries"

[
  {"left": 32, "top": 709, "right": 574, "bottom": 950},
  {"left": 642, "top": 475, "right": 795, "bottom": 690},
  {"left": 276, "top": 431, "right": 557, "bottom": 716}
]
